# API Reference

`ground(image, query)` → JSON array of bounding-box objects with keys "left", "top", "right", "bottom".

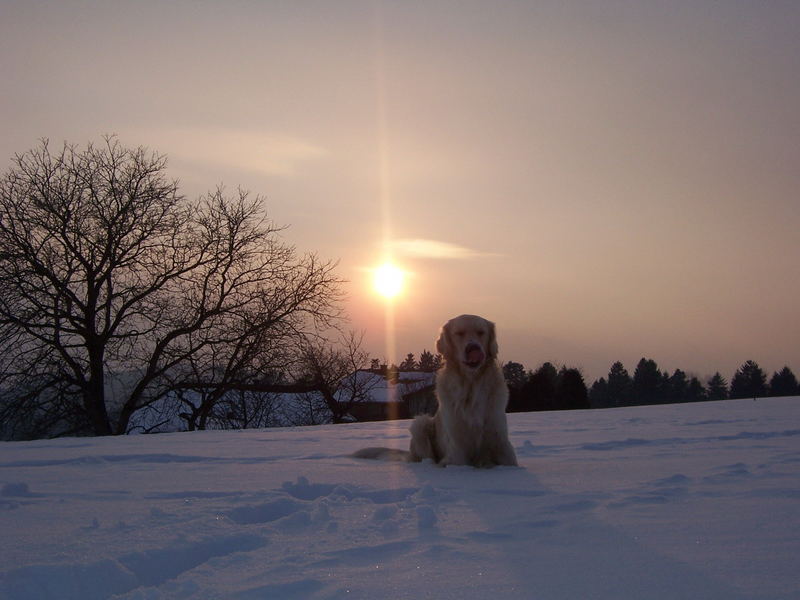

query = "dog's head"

[{"left": 436, "top": 314, "right": 498, "bottom": 373}]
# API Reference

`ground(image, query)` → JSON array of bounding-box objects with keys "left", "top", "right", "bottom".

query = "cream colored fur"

[{"left": 409, "top": 314, "right": 517, "bottom": 467}]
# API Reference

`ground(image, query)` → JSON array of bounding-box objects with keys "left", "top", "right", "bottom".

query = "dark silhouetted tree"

[
  {"left": 418, "top": 350, "right": 439, "bottom": 372},
  {"left": 633, "top": 358, "right": 664, "bottom": 405},
  {"left": 554, "top": 367, "right": 589, "bottom": 410},
  {"left": 503, "top": 361, "right": 527, "bottom": 391},
  {"left": 504, "top": 361, "right": 529, "bottom": 413},
  {"left": 706, "top": 372, "right": 729, "bottom": 401},
  {"left": 503, "top": 361, "right": 532, "bottom": 412},
  {"left": 768, "top": 366, "right": 798, "bottom": 397},
  {"left": 399, "top": 353, "right": 417, "bottom": 371},
  {"left": 606, "top": 361, "right": 632, "bottom": 407},
  {"left": 0, "top": 138, "right": 343, "bottom": 438},
  {"left": 522, "top": 362, "right": 559, "bottom": 411},
  {"left": 294, "top": 332, "right": 380, "bottom": 424},
  {"left": 589, "top": 377, "right": 609, "bottom": 408},
  {"left": 729, "top": 360, "right": 767, "bottom": 399},
  {"left": 668, "top": 369, "right": 689, "bottom": 402},
  {"left": 686, "top": 376, "right": 707, "bottom": 402}
]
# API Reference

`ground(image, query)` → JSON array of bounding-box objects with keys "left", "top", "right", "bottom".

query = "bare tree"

[
  {"left": 0, "top": 137, "right": 343, "bottom": 437},
  {"left": 136, "top": 332, "right": 377, "bottom": 431},
  {"left": 295, "top": 331, "right": 380, "bottom": 423},
  {"left": 281, "top": 390, "right": 333, "bottom": 427},
  {"left": 206, "top": 388, "right": 285, "bottom": 430}
]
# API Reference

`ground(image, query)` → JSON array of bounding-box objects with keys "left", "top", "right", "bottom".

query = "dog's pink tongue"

[{"left": 466, "top": 347, "right": 485, "bottom": 364}]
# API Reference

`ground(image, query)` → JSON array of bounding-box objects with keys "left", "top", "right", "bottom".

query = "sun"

[{"left": 373, "top": 262, "right": 405, "bottom": 300}]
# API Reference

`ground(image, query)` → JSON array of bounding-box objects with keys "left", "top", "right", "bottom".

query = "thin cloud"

[
  {"left": 390, "top": 238, "right": 501, "bottom": 260},
  {"left": 128, "top": 128, "right": 326, "bottom": 177}
]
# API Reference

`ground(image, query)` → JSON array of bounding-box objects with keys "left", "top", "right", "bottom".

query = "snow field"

[{"left": 1, "top": 397, "right": 799, "bottom": 599}]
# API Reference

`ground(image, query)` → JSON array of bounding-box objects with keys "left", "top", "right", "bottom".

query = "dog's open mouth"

[{"left": 463, "top": 342, "right": 485, "bottom": 369}]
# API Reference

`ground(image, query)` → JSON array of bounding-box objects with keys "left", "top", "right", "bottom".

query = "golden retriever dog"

[
  {"left": 354, "top": 314, "right": 517, "bottom": 468},
  {"left": 409, "top": 314, "right": 517, "bottom": 467}
]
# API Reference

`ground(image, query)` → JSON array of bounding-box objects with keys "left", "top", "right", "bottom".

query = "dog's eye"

[
  {"left": 455, "top": 330, "right": 465, "bottom": 338},
  {"left": 477, "top": 331, "right": 485, "bottom": 337}
]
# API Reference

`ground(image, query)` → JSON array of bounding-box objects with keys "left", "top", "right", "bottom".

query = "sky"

[{"left": 1, "top": 0, "right": 798, "bottom": 382}]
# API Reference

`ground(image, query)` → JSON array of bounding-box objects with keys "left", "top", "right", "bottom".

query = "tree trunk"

[{"left": 85, "top": 348, "right": 112, "bottom": 435}]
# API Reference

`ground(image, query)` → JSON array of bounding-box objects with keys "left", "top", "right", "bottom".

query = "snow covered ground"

[{"left": 2, "top": 397, "right": 798, "bottom": 600}]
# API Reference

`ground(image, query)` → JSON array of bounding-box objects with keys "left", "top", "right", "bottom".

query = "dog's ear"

[
  {"left": 436, "top": 321, "right": 452, "bottom": 362},
  {"left": 487, "top": 320, "right": 498, "bottom": 360}
]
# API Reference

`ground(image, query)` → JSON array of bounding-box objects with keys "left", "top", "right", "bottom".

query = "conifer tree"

[
  {"left": 768, "top": 366, "right": 799, "bottom": 397},
  {"left": 399, "top": 353, "right": 417, "bottom": 372},
  {"left": 555, "top": 367, "right": 589, "bottom": 410},
  {"left": 606, "top": 362, "right": 632, "bottom": 407},
  {"left": 729, "top": 361, "right": 767, "bottom": 399},
  {"left": 633, "top": 358, "right": 663, "bottom": 404},
  {"left": 589, "top": 377, "right": 610, "bottom": 408},
  {"left": 502, "top": 361, "right": 528, "bottom": 391},
  {"left": 686, "top": 376, "right": 707, "bottom": 402},
  {"left": 668, "top": 369, "right": 688, "bottom": 402},
  {"left": 521, "top": 362, "right": 559, "bottom": 411},
  {"left": 418, "top": 350, "right": 438, "bottom": 372},
  {"left": 707, "top": 372, "right": 729, "bottom": 401}
]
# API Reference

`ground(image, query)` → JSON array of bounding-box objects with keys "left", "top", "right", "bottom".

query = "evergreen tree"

[
  {"left": 521, "top": 362, "right": 559, "bottom": 411},
  {"left": 606, "top": 362, "right": 632, "bottom": 407},
  {"left": 589, "top": 377, "right": 609, "bottom": 408},
  {"left": 555, "top": 367, "right": 590, "bottom": 410},
  {"left": 768, "top": 366, "right": 799, "bottom": 397},
  {"left": 661, "top": 371, "right": 671, "bottom": 402},
  {"left": 503, "top": 362, "right": 528, "bottom": 413},
  {"left": 503, "top": 361, "right": 528, "bottom": 391},
  {"left": 686, "top": 376, "right": 707, "bottom": 402},
  {"left": 706, "top": 372, "right": 728, "bottom": 401},
  {"left": 399, "top": 353, "right": 417, "bottom": 371},
  {"left": 633, "top": 358, "right": 663, "bottom": 405},
  {"left": 668, "top": 369, "right": 688, "bottom": 402},
  {"left": 418, "top": 350, "right": 438, "bottom": 372},
  {"left": 729, "top": 360, "right": 768, "bottom": 399}
]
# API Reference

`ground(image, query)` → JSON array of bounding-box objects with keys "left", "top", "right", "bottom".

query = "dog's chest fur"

[{"left": 436, "top": 365, "right": 504, "bottom": 430}]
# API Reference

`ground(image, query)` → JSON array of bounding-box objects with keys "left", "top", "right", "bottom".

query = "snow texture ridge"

[{"left": 1, "top": 397, "right": 799, "bottom": 599}]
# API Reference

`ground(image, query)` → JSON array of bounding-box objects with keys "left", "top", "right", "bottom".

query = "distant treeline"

[
  {"left": 369, "top": 352, "right": 442, "bottom": 374},
  {"left": 380, "top": 352, "right": 798, "bottom": 412},
  {"left": 506, "top": 358, "right": 799, "bottom": 411}
]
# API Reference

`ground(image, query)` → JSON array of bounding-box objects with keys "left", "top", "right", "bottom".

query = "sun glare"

[{"left": 373, "top": 262, "right": 404, "bottom": 300}]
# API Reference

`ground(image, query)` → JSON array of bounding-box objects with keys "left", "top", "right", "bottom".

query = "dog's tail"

[{"left": 352, "top": 447, "right": 412, "bottom": 462}]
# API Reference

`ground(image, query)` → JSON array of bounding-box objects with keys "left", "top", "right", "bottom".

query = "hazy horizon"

[{"left": 2, "top": 1, "right": 798, "bottom": 382}]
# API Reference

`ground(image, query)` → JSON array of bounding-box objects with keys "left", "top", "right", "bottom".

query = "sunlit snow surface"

[{"left": 2, "top": 398, "right": 799, "bottom": 599}]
